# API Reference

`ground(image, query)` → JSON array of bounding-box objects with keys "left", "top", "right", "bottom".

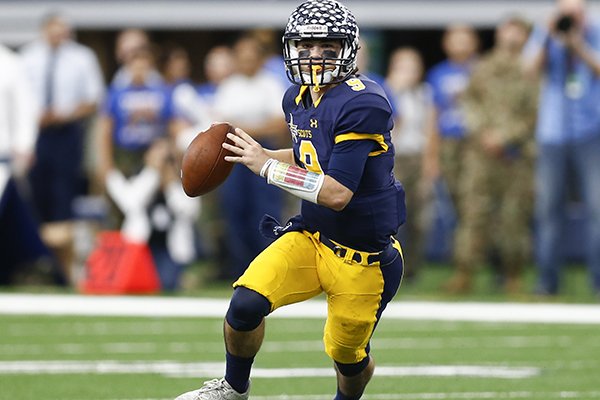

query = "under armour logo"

[{"left": 310, "top": 119, "right": 318, "bottom": 128}]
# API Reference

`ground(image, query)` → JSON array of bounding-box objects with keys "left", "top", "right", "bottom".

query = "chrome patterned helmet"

[{"left": 283, "top": 0, "right": 360, "bottom": 88}]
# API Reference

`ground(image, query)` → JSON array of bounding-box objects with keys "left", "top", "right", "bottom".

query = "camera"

[{"left": 556, "top": 14, "right": 575, "bottom": 32}]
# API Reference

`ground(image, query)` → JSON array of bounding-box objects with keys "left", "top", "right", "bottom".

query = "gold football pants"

[{"left": 234, "top": 230, "right": 403, "bottom": 363}]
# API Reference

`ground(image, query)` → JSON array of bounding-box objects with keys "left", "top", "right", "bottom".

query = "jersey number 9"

[{"left": 300, "top": 140, "right": 323, "bottom": 173}]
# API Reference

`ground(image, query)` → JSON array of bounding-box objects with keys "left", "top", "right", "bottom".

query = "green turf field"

[
  {"left": 1, "top": 311, "right": 599, "bottom": 400},
  {"left": 1, "top": 263, "right": 598, "bottom": 399}
]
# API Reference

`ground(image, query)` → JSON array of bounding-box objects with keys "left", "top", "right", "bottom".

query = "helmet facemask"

[
  {"left": 284, "top": 36, "right": 357, "bottom": 90},
  {"left": 282, "top": 0, "right": 360, "bottom": 89}
]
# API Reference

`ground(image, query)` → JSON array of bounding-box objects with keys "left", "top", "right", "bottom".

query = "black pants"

[{"left": 29, "top": 122, "right": 85, "bottom": 222}]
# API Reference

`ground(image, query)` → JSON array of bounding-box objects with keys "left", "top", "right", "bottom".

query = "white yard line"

[
  {"left": 5, "top": 320, "right": 556, "bottom": 337},
  {"left": 3, "top": 320, "right": 223, "bottom": 337},
  {"left": 0, "top": 335, "right": 594, "bottom": 357},
  {"left": 0, "top": 360, "right": 540, "bottom": 379},
  {"left": 111, "top": 391, "right": 600, "bottom": 400},
  {"left": 249, "top": 392, "right": 600, "bottom": 400},
  {"left": 1, "top": 294, "right": 599, "bottom": 324}
]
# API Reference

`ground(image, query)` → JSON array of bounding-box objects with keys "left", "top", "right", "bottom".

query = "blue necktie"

[{"left": 45, "top": 48, "right": 57, "bottom": 107}]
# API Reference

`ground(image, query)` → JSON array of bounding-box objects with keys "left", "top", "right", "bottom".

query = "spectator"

[
  {"left": 212, "top": 34, "right": 289, "bottom": 280},
  {"left": 160, "top": 44, "right": 192, "bottom": 87},
  {"left": 423, "top": 24, "right": 479, "bottom": 200},
  {"left": 170, "top": 45, "right": 235, "bottom": 275},
  {"left": 422, "top": 23, "right": 479, "bottom": 292},
  {"left": 105, "top": 138, "right": 200, "bottom": 291},
  {"left": 97, "top": 47, "right": 172, "bottom": 205},
  {"left": 524, "top": 0, "right": 600, "bottom": 297},
  {"left": 172, "top": 45, "right": 235, "bottom": 146},
  {"left": 0, "top": 43, "right": 61, "bottom": 285},
  {"left": 197, "top": 45, "right": 235, "bottom": 106},
  {"left": 98, "top": 47, "right": 196, "bottom": 290},
  {"left": 0, "top": 44, "right": 39, "bottom": 180},
  {"left": 168, "top": 45, "right": 213, "bottom": 152},
  {"left": 111, "top": 28, "right": 162, "bottom": 89},
  {"left": 452, "top": 16, "right": 538, "bottom": 294},
  {"left": 249, "top": 28, "right": 289, "bottom": 86},
  {"left": 20, "top": 13, "right": 104, "bottom": 282},
  {"left": 385, "top": 47, "right": 435, "bottom": 281}
]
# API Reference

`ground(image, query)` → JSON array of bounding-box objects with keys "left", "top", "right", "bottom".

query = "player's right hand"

[{"left": 222, "top": 128, "right": 271, "bottom": 176}]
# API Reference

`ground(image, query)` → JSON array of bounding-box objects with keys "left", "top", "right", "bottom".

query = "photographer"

[{"left": 523, "top": 0, "right": 600, "bottom": 297}]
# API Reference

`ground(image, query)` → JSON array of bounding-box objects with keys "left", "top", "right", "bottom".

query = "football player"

[{"left": 175, "top": 1, "right": 406, "bottom": 399}]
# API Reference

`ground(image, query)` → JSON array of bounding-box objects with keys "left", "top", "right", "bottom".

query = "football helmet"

[{"left": 283, "top": 0, "right": 360, "bottom": 88}]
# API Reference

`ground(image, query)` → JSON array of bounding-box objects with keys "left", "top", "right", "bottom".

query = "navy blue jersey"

[{"left": 282, "top": 74, "right": 406, "bottom": 252}]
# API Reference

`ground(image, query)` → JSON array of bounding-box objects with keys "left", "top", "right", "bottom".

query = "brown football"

[{"left": 181, "top": 122, "right": 236, "bottom": 197}]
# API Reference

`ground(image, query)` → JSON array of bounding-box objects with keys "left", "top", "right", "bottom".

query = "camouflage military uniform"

[
  {"left": 394, "top": 154, "right": 429, "bottom": 279},
  {"left": 449, "top": 50, "right": 538, "bottom": 293}
]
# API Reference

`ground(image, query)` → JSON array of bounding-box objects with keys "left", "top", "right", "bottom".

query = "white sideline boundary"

[
  {"left": 114, "top": 392, "right": 600, "bottom": 400},
  {"left": 0, "top": 293, "right": 599, "bottom": 324},
  {"left": 230, "top": 392, "right": 600, "bottom": 400},
  {"left": 0, "top": 360, "right": 539, "bottom": 379}
]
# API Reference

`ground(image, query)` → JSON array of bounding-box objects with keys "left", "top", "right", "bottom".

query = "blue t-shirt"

[
  {"left": 103, "top": 84, "right": 173, "bottom": 150},
  {"left": 196, "top": 82, "right": 218, "bottom": 104},
  {"left": 523, "top": 21, "right": 600, "bottom": 144},
  {"left": 426, "top": 60, "right": 473, "bottom": 138},
  {"left": 282, "top": 75, "right": 406, "bottom": 252}
]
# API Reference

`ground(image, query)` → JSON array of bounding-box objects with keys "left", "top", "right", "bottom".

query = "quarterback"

[{"left": 175, "top": 1, "right": 406, "bottom": 399}]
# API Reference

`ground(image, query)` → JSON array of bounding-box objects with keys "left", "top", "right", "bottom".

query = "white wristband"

[
  {"left": 260, "top": 158, "right": 276, "bottom": 178},
  {"left": 266, "top": 160, "right": 324, "bottom": 204}
]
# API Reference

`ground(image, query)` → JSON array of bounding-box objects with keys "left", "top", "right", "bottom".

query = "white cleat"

[{"left": 174, "top": 378, "right": 250, "bottom": 400}]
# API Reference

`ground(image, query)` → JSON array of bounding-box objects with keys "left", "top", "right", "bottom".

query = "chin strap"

[{"left": 260, "top": 158, "right": 324, "bottom": 204}]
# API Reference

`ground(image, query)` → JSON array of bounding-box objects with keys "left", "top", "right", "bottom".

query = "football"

[{"left": 181, "top": 122, "right": 236, "bottom": 197}]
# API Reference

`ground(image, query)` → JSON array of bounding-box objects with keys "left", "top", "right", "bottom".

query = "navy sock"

[
  {"left": 334, "top": 387, "right": 362, "bottom": 400},
  {"left": 224, "top": 352, "right": 253, "bottom": 394}
]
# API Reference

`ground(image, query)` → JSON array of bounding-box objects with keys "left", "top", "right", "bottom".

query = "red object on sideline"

[{"left": 80, "top": 231, "right": 160, "bottom": 294}]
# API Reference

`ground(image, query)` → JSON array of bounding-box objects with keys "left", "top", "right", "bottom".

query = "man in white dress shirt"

[
  {"left": 20, "top": 13, "right": 104, "bottom": 281},
  {"left": 0, "top": 44, "right": 38, "bottom": 177},
  {"left": 0, "top": 43, "right": 60, "bottom": 285}
]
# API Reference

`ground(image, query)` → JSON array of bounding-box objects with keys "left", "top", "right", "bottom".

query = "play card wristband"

[{"left": 260, "top": 158, "right": 324, "bottom": 204}]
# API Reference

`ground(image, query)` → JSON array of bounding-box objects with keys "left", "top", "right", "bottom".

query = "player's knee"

[
  {"left": 335, "top": 355, "right": 371, "bottom": 377},
  {"left": 328, "top": 344, "right": 368, "bottom": 366},
  {"left": 225, "top": 287, "right": 271, "bottom": 331}
]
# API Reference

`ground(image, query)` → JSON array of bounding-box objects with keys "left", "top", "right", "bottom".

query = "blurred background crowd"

[{"left": 1, "top": 0, "right": 599, "bottom": 299}]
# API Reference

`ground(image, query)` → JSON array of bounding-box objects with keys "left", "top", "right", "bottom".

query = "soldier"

[
  {"left": 446, "top": 16, "right": 538, "bottom": 294},
  {"left": 422, "top": 24, "right": 479, "bottom": 282}
]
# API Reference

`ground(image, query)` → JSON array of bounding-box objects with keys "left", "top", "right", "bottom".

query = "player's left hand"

[{"left": 223, "top": 127, "right": 270, "bottom": 176}]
